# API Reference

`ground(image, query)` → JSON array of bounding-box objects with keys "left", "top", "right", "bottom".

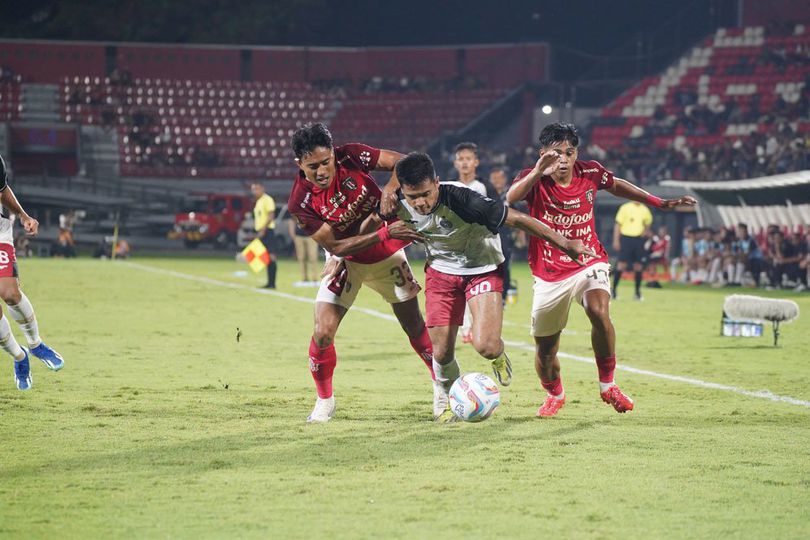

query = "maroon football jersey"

[
  {"left": 515, "top": 160, "right": 615, "bottom": 281},
  {"left": 289, "top": 143, "right": 408, "bottom": 264}
]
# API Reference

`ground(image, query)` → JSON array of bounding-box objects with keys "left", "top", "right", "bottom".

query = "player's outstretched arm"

[
  {"left": 310, "top": 219, "right": 422, "bottom": 258},
  {"left": 608, "top": 178, "right": 697, "bottom": 210},
  {"left": 504, "top": 208, "right": 597, "bottom": 266},
  {"left": 376, "top": 150, "right": 406, "bottom": 217},
  {"left": 1, "top": 186, "right": 38, "bottom": 236},
  {"left": 505, "top": 151, "right": 560, "bottom": 205}
]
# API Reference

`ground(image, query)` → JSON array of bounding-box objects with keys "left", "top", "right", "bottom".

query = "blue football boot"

[
  {"left": 30, "top": 342, "right": 65, "bottom": 371},
  {"left": 14, "top": 350, "right": 32, "bottom": 390}
]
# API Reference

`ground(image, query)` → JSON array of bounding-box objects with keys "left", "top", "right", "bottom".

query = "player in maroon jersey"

[
  {"left": 288, "top": 123, "right": 436, "bottom": 423},
  {"left": 506, "top": 123, "right": 695, "bottom": 417}
]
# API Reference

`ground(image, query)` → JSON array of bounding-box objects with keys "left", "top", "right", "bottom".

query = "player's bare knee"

[
  {"left": 432, "top": 344, "right": 453, "bottom": 363},
  {"left": 585, "top": 304, "right": 610, "bottom": 325},
  {"left": 312, "top": 323, "right": 336, "bottom": 348}
]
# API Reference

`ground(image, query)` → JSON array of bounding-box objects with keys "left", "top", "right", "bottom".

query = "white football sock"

[
  {"left": 0, "top": 316, "right": 25, "bottom": 361},
  {"left": 6, "top": 293, "right": 41, "bottom": 348},
  {"left": 599, "top": 381, "right": 616, "bottom": 393},
  {"left": 433, "top": 358, "right": 461, "bottom": 392}
]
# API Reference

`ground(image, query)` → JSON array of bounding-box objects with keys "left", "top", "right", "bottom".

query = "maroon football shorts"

[{"left": 424, "top": 264, "right": 504, "bottom": 327}]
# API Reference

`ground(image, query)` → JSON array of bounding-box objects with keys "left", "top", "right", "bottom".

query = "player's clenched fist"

[{"left": 21, "top": 215, "right": 39, "bottom": 236}]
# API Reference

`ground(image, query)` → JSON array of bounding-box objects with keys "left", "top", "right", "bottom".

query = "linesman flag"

[{"left": 241, "top": 238, "right": 271, "bottom": 273}]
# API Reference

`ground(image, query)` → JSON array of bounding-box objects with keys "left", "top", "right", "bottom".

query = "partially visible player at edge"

[
  {"left": 506, "top": 123, "right": 696, "bottom": 417},
  {"left": 287, "top": 123, "right": 435, "bottom": 423},
  {"left": 0, "top": 154, "right": 65, "bottom": 390}
]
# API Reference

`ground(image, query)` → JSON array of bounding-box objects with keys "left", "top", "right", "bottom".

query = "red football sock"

[
  {"left": 595, "top": 355, "right": 616, "bottom": 384},
  {"left": 408, "top": 326, "right": 436, "bottom": 381},
  {"left": 309, "top": 338, "right": 337, "bottom": 399},
  {"left": 540, "top": 376, "right": 563, "bottom": 397}
]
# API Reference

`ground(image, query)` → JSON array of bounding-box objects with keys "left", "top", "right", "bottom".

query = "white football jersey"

[{"left": 396, "top": 184, "right": 506, "bottom": 276}]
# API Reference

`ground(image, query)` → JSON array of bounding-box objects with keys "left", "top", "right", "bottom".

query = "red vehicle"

[{"left": 170, "top": 193, "right": 252, "bottom": 248}]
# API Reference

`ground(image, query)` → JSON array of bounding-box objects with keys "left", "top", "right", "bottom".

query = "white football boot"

[
  {"left": 433, "top": 380, "right": 449, "bottom": 419},
  {"left": 306, "top": 396, "right": 336, "bottom": 423}
]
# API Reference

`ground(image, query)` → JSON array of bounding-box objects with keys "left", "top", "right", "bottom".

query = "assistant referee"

[
  {"left": 612, "top": 201, "right": 652, "bottom": 300},
  {"left": 251, "top": 183, "right": 277, "bottom": 289}
]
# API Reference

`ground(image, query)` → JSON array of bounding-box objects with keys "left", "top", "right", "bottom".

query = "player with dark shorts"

[
  {"left": 506, "top": 123, "right": 695, "bottom": 417},
  {"left": 287, "top": 123, "right": 436, "bottom": 423},
  {"left": 383, "top": 152, "right": 595, "bottom": 421},
  {"left": 612, "top": 201, "right": 653, "bottom": 300}
]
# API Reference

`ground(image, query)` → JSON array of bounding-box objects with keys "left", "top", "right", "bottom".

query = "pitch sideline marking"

[{"left": 124, "top": 262, "right": 810, "bottom": 409}]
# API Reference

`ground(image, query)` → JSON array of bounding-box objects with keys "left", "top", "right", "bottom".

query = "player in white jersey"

[
  {"left": 388, "top": 152, "right": 595, "bottom": 421},
  {"left": 0, "top": 154, "right": 65, "bottom": 390}
]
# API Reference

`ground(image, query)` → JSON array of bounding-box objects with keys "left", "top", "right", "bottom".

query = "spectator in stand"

[
  {"left": 768, "top": 230, "right": 803, "bottom": 289},
  {"left": 706, "top": 228, "right": 734, "bottom": 286},
  {"left": 689, "top": 229, "right": 712, "bottom": 284},
  {"left": 670, "top": 226, "right": 695, "bottom": 283},
  {"left": 798, "top": 230, "right": 810, "bottom": 292},
  {"left": 645, "top": 225, "right": 671, "bottom": 280},
  {"left": 731, "top": 223, "right": 764, "bottom": 287}
]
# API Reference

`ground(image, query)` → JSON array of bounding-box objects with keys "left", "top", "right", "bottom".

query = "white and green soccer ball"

[{"left": 449, "top": 372, "right": 501, "bottom": 422}]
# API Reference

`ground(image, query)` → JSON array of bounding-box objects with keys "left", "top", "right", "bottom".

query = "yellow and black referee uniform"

[
  {"left": 254, "top": 190, "right": 277, "bottom": 288},
  {"left": 612, "top": 201, "right": 653, "bottom": 299}
]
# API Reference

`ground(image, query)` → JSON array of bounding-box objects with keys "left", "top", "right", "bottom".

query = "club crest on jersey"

[
  {"left": 586, "top": 189, "right": 594, "bottom": 204},
  {"left": 439, "top": 218, "right": 454, "bottom": 230},
  {"left": 342, "top": 178, "right": 357, "bottom": 191}
]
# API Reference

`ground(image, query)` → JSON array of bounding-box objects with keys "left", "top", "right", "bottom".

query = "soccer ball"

[{"left": 449, "top": 373, "right": 501, "bottom": 422}]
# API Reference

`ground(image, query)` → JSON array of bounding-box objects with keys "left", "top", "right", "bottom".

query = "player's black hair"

[
  {"left": 291, "top": 123, "right": 334, "bottom": 159},
  {"left": 538, "top": 122, "right": 579, "bottom": 149},
  {"left": 396, "top": 152, "right": 436, "bottom": 187},
  {"left": 453, "top": 141, "right": 479, "bottom": 157},
  {"left": 489, "top": 165, "right": 510, "bottom": 177}
]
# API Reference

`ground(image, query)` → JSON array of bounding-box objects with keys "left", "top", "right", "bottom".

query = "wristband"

[
  {"left": 645, "top": 195, "right": 664, "bottom": 208},
  {"left": 376, "top": 226, "right": 391, "bottom": 243}
]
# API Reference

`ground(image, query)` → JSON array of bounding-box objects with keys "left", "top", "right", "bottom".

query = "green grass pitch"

[{"left": 0, "top": 257, "right": 808, "bottom": 539}]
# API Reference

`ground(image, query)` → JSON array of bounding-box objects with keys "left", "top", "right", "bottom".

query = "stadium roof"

[{"left": 661, "top": 170, "right": 810, "bottom": 206}]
